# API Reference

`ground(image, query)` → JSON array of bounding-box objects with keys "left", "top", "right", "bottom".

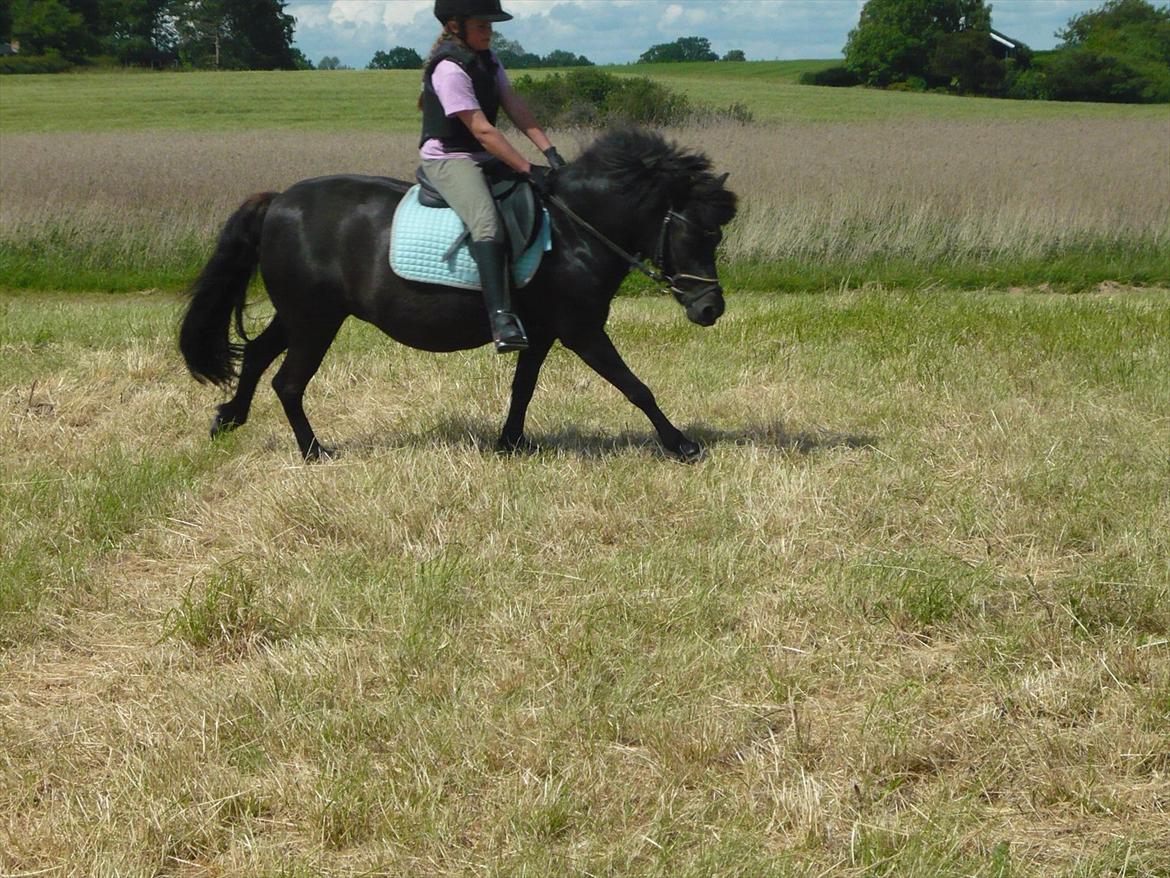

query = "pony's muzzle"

[{"left": 685, "top": 289, "right": 725, "bottom": 326}]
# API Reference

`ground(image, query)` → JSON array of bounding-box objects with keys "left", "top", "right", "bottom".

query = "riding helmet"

[{"left": 434, "top": 0, "right": 513, "bottom": 24}]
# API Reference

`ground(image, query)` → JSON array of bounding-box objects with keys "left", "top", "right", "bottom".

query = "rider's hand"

[
  {"left": 527, "top": 164, "right": 556, "bottom": 196},
  {"left": 543, "top": 146, "right": 567, "bottom": 169}
]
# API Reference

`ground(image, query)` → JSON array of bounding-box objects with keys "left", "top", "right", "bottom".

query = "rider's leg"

[{"left": 420, "top": 159, "right": 528, "bottom": 353}]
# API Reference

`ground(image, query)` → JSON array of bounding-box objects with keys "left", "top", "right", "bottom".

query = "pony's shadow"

[{"left": 338, "top": 417, "right": 877, "bottom": 461}]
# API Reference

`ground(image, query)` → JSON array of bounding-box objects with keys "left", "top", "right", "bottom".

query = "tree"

[
  {"left": 368, "top": 46, "right": 422, "bottom": 69},
  {"left": 638, "top": 36, "right": 718, "bottom": 63},
  {"left": 1059, "top": 0, "right": 1170, "bottom": 48},
  {"left": 929, "top": 28, "right": 1004, "bottom": 93},
  {"left": 844, "top": 0, "right": 992, "bottom": 88},
  {"left": 102, "top": 0, "right": 175, "bottom": 66},
  {"left": 1042, "top": 0, "right": 1170, "bottom": 102},
  {"left": 1, "top": 0, "right": 13, "bottom": 42},
  {"left": 165, "top": 0, "right": 297, "bottom": 69},
  {"left": 9, "top": 0, "right": 86, "bottom": 56},
  {"left": 722, "top": 49, "right": 746, "bottom": 62},
  {"left": 289, "top": 47, "right": 312, "bottom": 69},
  {"left": 542, "top": 48, "right": 592, "bottom": 67},
  {"left": 232, "top": 0, "right": 297, "bottom": 69},
  {"left": 492, "top": 35, "right": 540, "bottom": 68},
  {"left": 318, "top": 55, "right": 340, "bottom": 70},
  {"left": 490, "top": 35, "right": 592, "bottom": 68}
]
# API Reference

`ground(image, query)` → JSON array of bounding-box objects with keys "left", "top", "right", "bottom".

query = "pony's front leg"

[
  {"left": 564, "top": 330, "right": 702, "bottom": 462},
  {"left": 497, "top": 336, "right": 554, "bottom": 454}
]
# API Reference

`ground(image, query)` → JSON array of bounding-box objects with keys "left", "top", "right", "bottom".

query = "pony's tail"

[{"left": 179, "top": 191, "right": 278, "bottom": 387}]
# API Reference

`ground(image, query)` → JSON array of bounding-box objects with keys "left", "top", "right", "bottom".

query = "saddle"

[
  {"left": 415, "top": 159, "right": 543, "bottom": 262},
  {"left": 389, "top": 161, "right": 552, "bottom": 291}
]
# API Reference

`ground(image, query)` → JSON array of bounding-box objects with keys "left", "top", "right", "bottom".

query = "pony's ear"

[{"left": 716, "top": 172, "right": 730, "bottom": 186}]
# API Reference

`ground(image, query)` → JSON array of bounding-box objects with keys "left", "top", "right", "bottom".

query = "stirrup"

[{"left": 491, "top": 310, "right": 529, "bottom": 353}]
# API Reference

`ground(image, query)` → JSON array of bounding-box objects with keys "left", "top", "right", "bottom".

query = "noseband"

[
  {"left": 653, "top": 210, "right": 723, "bottom": 308},
  {"left": 544, "top": 194, "right": 722, "bottom": 305}
]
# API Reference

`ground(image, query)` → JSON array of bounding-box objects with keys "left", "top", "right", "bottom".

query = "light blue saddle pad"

[{"left": 389, "top": 185, "right": 552, "bottom": 290}]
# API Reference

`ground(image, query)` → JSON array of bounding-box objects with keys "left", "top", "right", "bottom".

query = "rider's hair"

[{"left": 417, "top": 21, "right": 467, "bottom": 110}]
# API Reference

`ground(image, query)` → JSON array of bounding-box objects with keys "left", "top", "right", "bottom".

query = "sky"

[{"left": 287, "top": 0, "right": 1107, "bottom": 69}]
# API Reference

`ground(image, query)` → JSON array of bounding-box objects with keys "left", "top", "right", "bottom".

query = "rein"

[{"left": 544, "top": 193, "right": 720, "bottom": 306}]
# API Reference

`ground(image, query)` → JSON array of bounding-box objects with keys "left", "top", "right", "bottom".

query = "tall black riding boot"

[{"left": 469, "top": 240, "right": 528, "bottom": 353}]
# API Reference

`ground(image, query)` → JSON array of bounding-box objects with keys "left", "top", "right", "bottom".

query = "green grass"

[
  {"left": 1, "top": 62, "right": 1164, "bottom": 134},
  {"left": 1, "top": 288, "right": 1168, "bottom": 875}
]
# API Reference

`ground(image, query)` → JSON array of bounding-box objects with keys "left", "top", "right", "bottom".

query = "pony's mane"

[{"left": 567, "top": 128, "right": 737, "bottom": 227}]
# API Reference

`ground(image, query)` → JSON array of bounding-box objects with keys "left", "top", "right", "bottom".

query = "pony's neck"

[{"left": 557, "top": 171, "right": 668, "bottom": 257}]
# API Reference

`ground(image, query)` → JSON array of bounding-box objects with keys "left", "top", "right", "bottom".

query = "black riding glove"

[
  {"left": 543, "top": 146, "right": 567, "bottom": 169},
  {"left": 527, "top": 164, "right": 556, "bottom": 196}
]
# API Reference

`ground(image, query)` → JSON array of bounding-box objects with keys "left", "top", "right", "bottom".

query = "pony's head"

[{"left": 563, "top": 128, "right": 738, "bottom": 326}]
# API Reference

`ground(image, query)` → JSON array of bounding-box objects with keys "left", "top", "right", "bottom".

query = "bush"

[
  {"left": 1005, "top": 64, "right": 1048, "bottom": 100},
  {"left": 798, "top": 65, "right": 861, "bottom": 87},
  {"left": 1042, "top": 44, "right": 1170, "bottom": 102},
  {"left": 1039, "top": 0, "right": 1170, "bottom": 103},
  {"left": 888, "top": 76, "right": 928, "bottom": 92},
  {"left": 512, "top": 68, "right": 752, "bottom": 128},
  {"left": 0, "top": 51, "right": 75, "bottom": 74}
]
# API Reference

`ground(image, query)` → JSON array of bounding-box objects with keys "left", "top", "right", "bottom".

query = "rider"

[{"left": 419, "top": 0, "right": 566, "bottom": 353}]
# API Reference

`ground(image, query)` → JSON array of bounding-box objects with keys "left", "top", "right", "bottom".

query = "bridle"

[{"left": 544, "top": 193, "right": 722, "bottom": 308}]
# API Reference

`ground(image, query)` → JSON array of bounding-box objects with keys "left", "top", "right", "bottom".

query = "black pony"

[{"left": 179, "top": 128, "right": 738, "bottom": 461}]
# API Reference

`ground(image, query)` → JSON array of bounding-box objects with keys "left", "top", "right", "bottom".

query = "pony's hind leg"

[
  {"left": 271, "top": 317, "right": 344, "bottom": 461},
  {"left": 211, "top": 318, "right": 289, "bottom": 438}
]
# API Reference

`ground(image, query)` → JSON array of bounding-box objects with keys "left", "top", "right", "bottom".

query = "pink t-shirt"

[{"left": 420, "top": 52, "right": 510, "bottom": 161}]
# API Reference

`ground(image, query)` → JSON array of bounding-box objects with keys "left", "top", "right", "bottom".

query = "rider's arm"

[
  {"left": 455, "top": 108, "right": 532, "bottom": 175},
  {"left": 499, "top": 81, "right": 553, "bottom": 154}
]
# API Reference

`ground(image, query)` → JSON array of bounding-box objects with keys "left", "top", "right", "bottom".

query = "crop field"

[
  {"left": 2, "top": 121, "right": 1167, "bottom": 293},
  {"left": 2, "top": 63, "right": 1169, "bottom": 876}
]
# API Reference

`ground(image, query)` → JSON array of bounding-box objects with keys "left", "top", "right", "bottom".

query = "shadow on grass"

[{"left": 338, "top": 417, "right": 877, "bottom": 461}]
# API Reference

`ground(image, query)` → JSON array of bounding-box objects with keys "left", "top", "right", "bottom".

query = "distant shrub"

[
  {"left": 512, "top": 68, "right": 753, "bottom": 128},
  {"left": 887, "top": 76, "right": 928, "bottom": 92},
  {"left": 1005, "top": 65, "right": 1048, "bottom": 100},
  {"left": 798, "top": 65, "right": 861, "bottom": 87},
  {"left": 689, "top": 100, "right": 755, "bottom": 126},
  {"left": 0, "top": 52, "right": 75, "bottom": 75},
  {"left": 1041, "top": 45, "right": 1170, "bottom": 103}
]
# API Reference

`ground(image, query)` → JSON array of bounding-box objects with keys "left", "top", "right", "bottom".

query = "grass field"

[
  {"left": 2, "top": 59, "right": 1169, "bottom": 875},
  {"left": 2, "top": 63, "right": 1168, "bottom": 133},
  {"left": 2, "top": 287, "right": 1168, "bottom": 876}
]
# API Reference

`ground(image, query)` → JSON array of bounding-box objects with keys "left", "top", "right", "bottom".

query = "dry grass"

[
  {"left": 2, "top": 288, "right": 1168, "bottom": 876},
  {"left": 2, "top": 119, "right": 1167, "bottom": 291}
]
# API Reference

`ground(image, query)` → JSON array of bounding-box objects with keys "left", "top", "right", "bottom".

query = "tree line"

[
  {"left": 1, "top": 0, "right": 308, "bottom": 69},
  {"left": 807, "top": 0, "right": 1170, "bottom": 103},
  {"left": 362, "top": 36, "right": 749, "bottom": 71}
]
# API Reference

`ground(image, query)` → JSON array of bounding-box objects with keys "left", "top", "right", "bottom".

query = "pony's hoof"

[
  {"left": 673, "top": 439, "right": 704, "bottom": 463},
  {"left": 304, "top": 443, "right": 339, "bottom": 463},
  {"left": 496, "top": 435, "right": 538, "bottom": 456},
  {"left": 210, "top": 411, "right": 241, "bottom": 439}
]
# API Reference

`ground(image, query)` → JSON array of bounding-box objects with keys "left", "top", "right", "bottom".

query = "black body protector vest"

[{"left": 420, "top": 42, "right": 501, "bottom": 152}]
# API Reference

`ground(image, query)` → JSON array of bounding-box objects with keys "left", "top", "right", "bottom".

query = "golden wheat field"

[{"left": 1, "top": 118, "right": 1167, "bottom": 290}]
